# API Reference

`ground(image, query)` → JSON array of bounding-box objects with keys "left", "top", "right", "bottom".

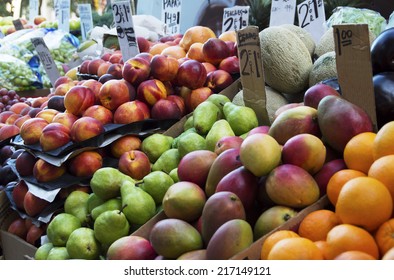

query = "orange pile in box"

[{"left": 260, "top": 122, "right": 394, "bottom": 260}]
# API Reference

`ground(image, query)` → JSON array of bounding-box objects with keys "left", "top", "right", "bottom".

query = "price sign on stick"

[
  {"left": 297, "top": 0, "right": 326, "bottom": 43},
  {"left": 31, "top": 37, "right": 61, "bottom": 87},
  {"left": 333, "top": 24, "right": 377, "bottom": 129},
  {"left": 57, "top": 0, "right": 70, "bottom": 33},
  {"left": 162, "top": 0, "right": 182, "bottom": 35},
  {"left": 12, "top": 19, "right": 24, "bottom": 31},
  {"left": 236, "top": 26, "right": 270, "bottom": 125},
  {"left": 222, "top": 6, "right": 250, "bottom": 33},
  {"left": 112, "top": 0, "right": 139, "bottom": 61},
  {"left": 78, "top": 4, "right": 94, "bottom": 41},
  {"left": 269, "top": 0, "right": 297, "bottom": 27},
  {"left": 29, "top": 0, "right": 39, "bottom": 23}
]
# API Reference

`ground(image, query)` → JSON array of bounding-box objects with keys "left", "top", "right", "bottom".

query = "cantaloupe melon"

[
  {"left": 309, "top": 51, "right": 337, "bottom": 87},
  {"left": 281, "top": 24, "right": 315, "bottom": 56},
  {"left": 259, "top": 26, "right": 313, "bottom": 95}
]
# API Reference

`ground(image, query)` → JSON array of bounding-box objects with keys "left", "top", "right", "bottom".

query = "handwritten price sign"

[
  {"left": 162, "top": 0, "right": 182, "bottom": 35},
  {"left": 78, "top": 4, "right": 94, "bottom": 41},
  {"left": 297, "top": 0, "right": 326, "bottom": 43},
  {"left": 222, "top": 6, "right": 250, "bottom": 33},
  {"left": 269, "top": 0, "right": 297, "bottom": 27},
  {"left": 29, "top": 0, "right": 39, "bottom": 23}
]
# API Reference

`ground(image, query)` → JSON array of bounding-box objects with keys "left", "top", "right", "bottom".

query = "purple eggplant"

[
  {"left": 373, "top": 72, "right": 394, "bottom": 128},
  {"left": 371, "top": 28, "right": 394, "bottom": 75}
]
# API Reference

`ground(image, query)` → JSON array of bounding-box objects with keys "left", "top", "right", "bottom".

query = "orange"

[
  {"left": 373, "top": 121, "right": 394, "bottom": 160},
  {"left": 382, "top": 247, "right": 394, "bottom": 260},
  {"left": 298, "top": 209, "right": 342, "bottom": 241},
  {"left": 161, "top": 45, "right": 186, "bottom": 59},
  {"left": 149, "top": 43, "right": 170, "bottom": 56},
  {"left": 179, "top": 26, "right": 216, "bottom": 51},
  {"left": 343, "top": 132, "right": 376, "bottom": 173},
  {"left": 260, "top": 230, "right": 299, "bottom": 260},
  {"left": 326, "top": 169, "right": 366, "bottom": 206},
  {"left": 325, "top": 224, "right": 379, "bottom": 259},
  {"left": 334, "top": 250, "right": 376, "bottom": 260},
  {"left": 335, "top": 177, "right": 393, "bottom": 232},
  {"left": 314, "top": 240, "right": 330, "bottom": 260},
  {"left": 374, "top": 218, "right": 394, "bottom": 256},
  {"left": 267, "top": 237, "right": 323, "bottom": 260},
  {"left": 368, "top": 155, "right": 394, "bottom": 206}
]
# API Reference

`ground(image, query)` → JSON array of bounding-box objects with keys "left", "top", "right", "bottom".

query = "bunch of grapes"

[
  {"left": 0, "top": 60, "right": 41, "bottom": 91},
  {"left": 0, "top": 88, "right": 30, "bottom": 112}
]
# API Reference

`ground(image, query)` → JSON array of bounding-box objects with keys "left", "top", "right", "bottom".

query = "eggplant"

[
  {"left": 373, "top": 72, "right": 394, "bottom": 129},
  {"left": 371, "top": 28, "right": 394, "bottom": 75}
]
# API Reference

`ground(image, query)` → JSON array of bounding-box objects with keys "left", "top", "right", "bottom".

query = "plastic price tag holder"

[
  {"left": 112, "top": 0, "right": 139, "bottom": 61},
  {"left": 269, "top": 0, "right": 297, "bottom": 27},
  {"left": 57, "top": 0, "right": 70, "bottom": 33},
  {"left": 29, "top": 0, "right": 39, "bottom": 24},
  {"left": 78, "top": 3, "right": 94, "bottom": 41},
  {"left": 236, "top": 26, "right": 270, "bottom": 126},
  {"left": 31, "top": 37, "right": 61, "bottom": 87},
  {"left": 333, "top": 23, "right": 378, "bottom": 130},
  {"left": 12, "top": 19, "right": 24, "bottom": 31},
  {"left": 162, "top": 0, "right": 182, "bottom": 35},
  {"left": 222, "top": 5, "right": 250, "bottom": 33},
  {"left": 297, "top": 0, "right": 326, "bottom": 43}
]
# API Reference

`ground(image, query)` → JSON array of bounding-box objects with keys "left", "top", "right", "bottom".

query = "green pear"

[
  {"left": 177, "top": 132, "right": 206, "bottom": 158},
  {"left": 46, "top": 247, "right": 70, "bottom": 260},
  {"left": 141, "top": 133, "right": 174, "bottom": 163},
  {"left": 87, "top": 193, "right": 106, "bottom": 214},
  {"left": 34, "top": 242, "right": 54, "bottom": 260},
  {"left": 193, "top": 101, "right": 220, "bottom": 135},
  {"left": 90, "top": 167, "right": 135, "bottom": 200},
  {"left": 46, "top": 213, "right": 81, "bottom": 247},
  {"left": 205, "top": 119, "right": 235, "bottom": 151},
  {"left": 94, "top": 209, "right": 130, "bottom": 247},
  {"left": 223, "top": 102, "right": 259, "bottom": 136},
  {"left": 120, "top": 180, "right": 156, "bottom": 225},
  {"left": 183, "top": 115, "right": 194, "bottom": 131},
  {"left": 206, "top": 94, "right": 231, "bottom": 117},
  {"left": 169, "top": 168, "right": 179, "bottom": 183},
  {"left": 138, "top": 171, "right": 174, "bottom": 205},
  {"left": 151, "top": 148, "right": 180, "bottom": 174},
  {"left": 66, "top": 227, "right": 101, "bottom": 260},
  {"left": 172, "top": 127, "right": 197, "bottom": 148},
  {"left": 64, "top": 190, "right": 90, "bottom": 226},
  {"left": 91, "top": 197, "right": 122, "bottom": 220}
]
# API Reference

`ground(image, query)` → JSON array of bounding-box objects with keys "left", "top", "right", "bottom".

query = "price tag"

[
  {"left": 54, "top": 0, "right": 60, "bottom": 19},
  {"left": 112, "top": 0, "right": 139, "bottom": 61},
  {"left": 236, "top": 26, "right": 269, "bottom": 125},
  {"left": 269, "top": 0, "right": 297, "bottom": 27},
  {"left": 29, "top": 0, "right": 39, "bottom": 23},
  {"left": 297, "top": 0, "right": 326, "bottom": 43},
  {"left": 162, "top": 0, "right": 182, "bottom": 35},
  {"left": 333, "top": 24, "right": 377, "bottom": 129},
  {"left": 57, "top": 0, "right": 70, "bottom": 33},
  {"left": 222, "top": 6, "right": 250, "bottom": 33},
  {"left": 78, "top": 4, "right": 94, "bottom": 41},
  {"left": 31, "top": 37, "right": 61, "bottom": 87},
  {"left": 12, "top": 19, "right": 24, "bottom": 31}
]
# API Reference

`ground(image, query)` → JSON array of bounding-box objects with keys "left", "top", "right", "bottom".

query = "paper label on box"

[
  {"left": 222, "top": 5, "right": 250, "bottom": 33},
  {"left": 112, "top": 0, "right": 139, "bottom": 61},
  {"left": 269, "top": 0, "right": 297, "bottom": 27},
  {"left": 78, "top": 3, "right": 94, "bottom": 41},
  {"left": 56, "top": 0, "right": 70, "bottom": 33},
  {"left": 333, "top": 24, "right": 377, "bottom": 129},
  {"left": 297, "top": 0, "right": 326, "bottom": 43},
  {"left": 31, "top": 37, "right": 61, "bottom": 87},
  {"left": 29, "top": 0, "right": 39, "bottom": 23},
  {"left": 236, "top": 26, "right": 269, "bottom": 125},
  {"left": 12, "top": 19, "right": 24, "bottom": 31},
  {"left": 162, "top": 0, "right": 182, "bottom": 35}
]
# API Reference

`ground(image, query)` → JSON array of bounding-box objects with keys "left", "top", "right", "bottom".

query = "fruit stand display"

[{"left": 0, "top": 4, "right": 394, "bottom": 261}]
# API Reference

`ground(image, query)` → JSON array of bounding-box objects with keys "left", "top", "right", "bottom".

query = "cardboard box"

[{"left": 17, "top": 88, "right": 51, "bottom": 98}]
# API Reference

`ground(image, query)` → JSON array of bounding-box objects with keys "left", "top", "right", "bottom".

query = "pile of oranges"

[{"left": 260, "top": 121, "right": 394, "bottom": 260}]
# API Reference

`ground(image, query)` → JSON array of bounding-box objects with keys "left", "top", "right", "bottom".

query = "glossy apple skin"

[
  {"left": 70, "top": 116, "right": 105, "bottom": 143},
  {"left": 33, "top": 159, "right": 66, "bottom": 183},
  {"left": 176, "top": 59, "right": 207, "bottom": 90},
  {"left": 39, "top": 122, "right": 71, "bottom": 152},
  {"left": 136, "top": 79, "right": 168, "bottom": 107},
  {"left": 98, "top": 79, "right": 132, "bottom": 111},
  {"left": 113, "top": 100, "right": 150, "bottom": 124},
  {"left": 118, "top": 150, "right": 151, "bottom": 180},
  {"left": 19, "top": 117, "right": 49, "bottom": 145},
  {"left": 67, "top": 150, "right": 103, "bottom": 177},
  {"left": 64, "top": 86, "right": 96, "bottom": 117},
  {"left": 122, "top": 56, "right": 151, "bottom": 86}
]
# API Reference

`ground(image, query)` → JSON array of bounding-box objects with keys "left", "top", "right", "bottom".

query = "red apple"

[
  {"left": 15, "top": 150, "right": 37, "bottom": 177},
  {"left": 176, "top": 59, "right": 207, "bottom": 90},
  {"left": 122, "top": 56, "right": 151, "bottom": 86},
  {"left": 303, "top": 83, "right": 341, "bottom": 109},
  {"left": 39, "top": 122, "right": 71, "bottom": 152},
  {"left": 82, "top": 105, "right": 114, "bottom": 125},
  {"left": 19, "top": 117, "right": 49, "bottom": 145},
  {"left": 150, "top": 54, "right": 179, "bottom": 82},
  {"left": 110, "top": 135, "right": 142, "bottom": 158},
  {"left": 64, "top": 85, "right": 96, "bottom": 116},
  {"left": 67, "top": 150, "right": 103, "bottom": 177},
  {"left": 33, "top": 159, "right": 66, "bottom": 183},
  {"left": 136, "top": 79, "right": 168, "bottom": 107},
  {"left": 205, "top": 69, "right": 234, "bottom": 93},
  {"left": 12, "top": 180, "right": 28, "bottom": 211},
  {"left": 202, "top": 38, "right": 230, "bottom": 66},
  {"left": 118, "top": 150, "right": 151, "bottom": 180},
  {"left": 113, "top": 100, "right": 150, "bottom": 124},
  {"left": 70, "top": 116, "right": 105, "bottom": 143},
  {"left": 98, "top": 79, "right": 132, "bottom": 111},
  {"left": 218, "top": 56, "right": 240, "bottom": 75},
  {"left": 51, "top": 112, "right": 78, "bottom": 130},
  {"left": 106, "top": 63, "right": 123, "bottom": 79},
  {"left": 184, "top": 87, "right": 213, "bottom": 113},
  {"left": 151, "top": 98, "right": 183, "bottom": 120},
  {"left": 23, "top": 191, "right": 50, "bottom": 216}
]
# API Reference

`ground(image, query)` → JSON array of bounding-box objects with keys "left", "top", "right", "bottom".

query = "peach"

[
  {"left": 218, "top": 56, "right": 240, "bottom": 75},
  {"left": 78, "top": 59, "right": 91, "bottom": 74},
  {"left": 64, "top": 85, "right": 96, "bottom": 116},
  {"left": 5, "top": 113, "right": 21, "bottom": 125},
  {"left": 136, "top": 79, "right": 168, "bottom": 107},
  {"left": 67, "top": 150, "right": 103, "bottom": 177},
  {"left": 0, "top": 111, "right": 14, "bottom": 123},
  {"left": 161, "top": 45, "right": 186, "bottom": 59},
  {"left": 51, "top": 112, "right": 78, "bottom": 130},
  {"left": 218, "top": 30, "right": 237, "bottom": 42},
  {"left": 176, "top": 59, "right": 207, "bottom": 90},
  {"left": 54, "top": 76, "right": 73, "bottom": 89},
  {"left": 70, "top": 116, "right": 105, "bottom": 143},
  {"left": 137, "top": 36, "right": 151, "bottom": 53},
  {"left": 7, "top": 218, "right": 28, "bottom": 239},
  {"left": 113, "top": 100, "right": 150, "bottom": 124},
  {"left": 98, "top": 73, "right": 116, "bottom": 84},
  {"left": 167, "top": 95, "right": 186, "bottom": 116},
  {"left": 101, "top": 52, "right": 112, "bottom": 61},
  {"left": 184, "top": 87, "right": 213, "bottom": 113},
  {"left": 149, "top": 42, "right": 170, "bottom": 56},
  {"left": 120, "top": 79, "right": 137, "bottom": 101},
  {"left": 110, "top": 135, "right": 142, "bottom": 158},
  {"left": 39, "top": 122, "right": 71, "bottom": 152},
  {"left": 118, "top": 150, "right": 151, "bottom": 180},
  {"left": 98, "top": 79, "right": 132, "bottom": 111},
  {"left": 202, "top": 38, "right": 230, "bottom": 66},
  {"left": 122, "top": 56, "right": 151, "bottom": 87},
  {"left": 109, "top": 52, "right": 123, "bottom": 64},
  {"left": 19, "top": 117, "right": 49, "bottom": 145},
  {"left": 9, "top": 102, "right": 30, "bottom": 114},
  {"left": 47, "top": 95, "right": 65, "bottom": 112},
  {"left": 151, "top": 98, "right": 183, "bottom": 120},
  {"left": 205, "top": 69, "right": 234, "bottom": 93},
  {"left": 35, "top": 108, "right": 59, "bottom": 123},
  {"left": 12, "top": 180, "right": 28, "bottom": 211},
  {"left": 33, "top": 158, "right": 66, "bottom": 182},
  {"left": 135, "top": 52, "right": 153, "bottom": 63},
  {"left": 0, "top": 124, "right": 20, "bottom": 141},
  {"left": 97, "top": 61, "right": 112, "bottom": 77},
  {"left": 87, "top": 58, "right": 106, "bottom": 76},
  {"left": 179, "top": 26, "right": 216, "bottom": 51},
  {"left": 186, "top": 42, "right": 205, "bottom": 62},
  {"left": 13, "top": 115, "right": 31, "bottom": 128},
  {"left": 23, "top": 191, "right": 50, "bottom": 216},
  {"left": 83, "top": 105, "right": 114, "bottom": 125},
  {"left": 106, "top": 63, "right": 123, "bottom": 79},
  {"left": 31, "top": 96, "right": 49, "bottom": 108},
  {"left": 81, "top": 79, "right": 103, "bottom": 104},
  {"left": 150, "top": 54, "right": 179, "bottom": 82},
  {"left": 15, "top": 150, "right": 37, "bottom": 177}
]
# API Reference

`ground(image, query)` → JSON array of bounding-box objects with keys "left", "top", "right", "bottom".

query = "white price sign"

[
  {"left": 31, "top": 37, "right": 61, "bottom": 87},
  {"left": 222, "top": 5, "right": 250, "bottom": 33},
  {"left": 78, "top": 4, "right": 94, "bottom": 41},
  {"left": 162, "top": 0, "right": 182, "bottom": 35},
  {"left": 56, "top": 0, "right": 70, "bottom": 33},
  {"left": 29, "top": 0, "right": 39, "bottom": 23},
  {"left": 112, "top": 0, "right": 139, "bottom": 61},
  {"left": 297, "top": 0, "right": 326, "bottom": 43},
  {"left": 269, "top": 0, "right": 297, "bottom": 27}
]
